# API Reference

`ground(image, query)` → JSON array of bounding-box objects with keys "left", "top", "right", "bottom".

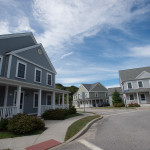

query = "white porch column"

[
  {"left": 37, "top": 89, "right": 42, "bottom": 116},
  {"left": 58, "top": 94, "right": 60, "bottom": 105},
  {"left": 62, "top": 93, "right": 64, "bottom": 108},
  {"left": 16, "top": 86, "right": 21, "bottom": 113},
  {"left": 67, "top": 93, "right": 69, "bottom": 107},
  {"left": 4, "top": 85, "right": 8, "bottom": 107},
  {"left": 137, "top": 92, "right": 140, "bottom": 104},
  {"left": 52, "top": 91, "right": 56, "bottom": 109}
]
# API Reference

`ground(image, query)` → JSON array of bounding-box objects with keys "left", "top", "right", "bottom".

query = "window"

[
  {"left": 127, "top": 82, "right": 132, "bottom": 89},
  {"left": 16, "top": 60, "right": 26, "bottom": 79},
  {"left": 46, "top": 94, "right": 52, "bottom": 105},
  {"left": 140, "top": 94, "right": 146, "bottom": 101},
  {"left": 33, "top": 92, "right": 38, "bottom": 108},
  {"left": 129, "top": 94, "right": 134, "bottom": 100},
  {"left": 0, "top": 56, "right": 3, "bottom": 75},
  {"left": 95, "top": 92, "right": 98, "bottom": 97},
  {"left": 138, "top": 81, "right": 143, "bottom": 88},
  {"left": 47, "top": 73, "right": 52, "bottom": 86},
  {"left": 34, "top": 68, "right": 42, "bottom": 83}
]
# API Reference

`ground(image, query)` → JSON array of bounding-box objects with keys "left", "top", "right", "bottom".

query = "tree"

[{"left": 112, "top": 89, "right": 122, "bottom": 105}]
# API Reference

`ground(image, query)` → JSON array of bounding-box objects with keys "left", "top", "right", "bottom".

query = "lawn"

[
  {"left": 64, "top": 113, "right": 83, "bottom": 119},
  {"left": 65, "top": 114, "right": 100, "bottom": 141},
  {"left": 94, "top": 106, "right": 136, "bottom": 109},
  {"left": 0, "top": 129, "right": 45, "bottom": 139}
]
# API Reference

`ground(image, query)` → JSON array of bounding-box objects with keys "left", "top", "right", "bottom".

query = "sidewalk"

[{"left": 0, "top": 113, "right": 91, "bottom": 150}]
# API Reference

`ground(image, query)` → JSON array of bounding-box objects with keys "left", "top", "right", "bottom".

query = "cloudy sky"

[{"left": 0, "top": 0, "right": 150, "bottom": 87}]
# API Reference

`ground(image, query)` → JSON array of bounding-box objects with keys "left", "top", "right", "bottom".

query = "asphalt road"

[{"left": 55, "top": 108, "right": 150, "bottom": 150}]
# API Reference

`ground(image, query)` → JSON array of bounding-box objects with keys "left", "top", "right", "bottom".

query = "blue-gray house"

[{"left": 0, "top": 32, "right": 69, "bottom": 119}]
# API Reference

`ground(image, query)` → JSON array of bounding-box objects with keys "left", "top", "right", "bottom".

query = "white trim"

[
  {"left": 136, "top": 71, "right": 150, "bottom": 79},
  {"left": 33, "top": 92, "right": 38, "bottom": 108},
  {"left": 46, "top": 93, "right": 52, "bottom": 105},
  {"left": 137, "top": 80, "right": 144, "bottom": 88},
  {"left": 34, "top": 67, "right": 42, "bottom": 83},
  {"left": 13, "top": 54, "right": 56, "bottom": 74},
  {"left": 47, "top": 72, "right": 52, "bottom": 86},
  {"left": 127, "top": 82, "right": 132, "bottom": 89},
  {"left": 7, "top": 55, "right": 12, "bottom": 78},
  {"left": 16, "top": 60, "right": 27, "bottom": 79},
  {"left": 0, "top": 55, "right": 3, "bottom": 75}
]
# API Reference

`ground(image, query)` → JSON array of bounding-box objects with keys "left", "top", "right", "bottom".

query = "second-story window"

[
  {"left": 35, "top": 68, "right": 42, "bottom": 83},
  {"left": 16, "top": 60, "right": 26, "bottom": 79},
  {"left": 127, "top": 82, "right": 132, "bottom": 89},
  {"left": 0, "top": 56, "right": 3, "bottom": 75},
  {"left": 95, "top": 92, "right": 98, "bottom": 97},
  {"left": 47, "top": 73, "right": 52, "bottom": 86},
  {"left": 138, "top": 81, "right": 143, "bottom": 88}
]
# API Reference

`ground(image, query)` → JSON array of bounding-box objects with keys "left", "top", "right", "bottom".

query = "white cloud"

[
  {"left": 60, "top": 52, "right": 74, "bottom": 59},
  {"left": 0, "top": 21, "right": 10, "bottom": 34},
  {"left": 130, "top": 45, "right": 150, "bottom": 57},
  {"left": 106, "top": 84, "right": 120, "bottom": 89}
]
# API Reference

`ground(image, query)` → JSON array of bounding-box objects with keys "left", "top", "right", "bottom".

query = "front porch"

[{"left": 0, "top": 77, "right": 69, "bottom": 119}]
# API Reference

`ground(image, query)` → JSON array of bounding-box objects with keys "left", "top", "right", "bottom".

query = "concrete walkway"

[{"left": 0, "top": 113, "right": 91, "bottom": 150}]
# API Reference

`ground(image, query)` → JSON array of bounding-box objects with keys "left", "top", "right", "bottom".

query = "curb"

[{"left": 51, "top": 115, "right": 103, "bottom": 149}]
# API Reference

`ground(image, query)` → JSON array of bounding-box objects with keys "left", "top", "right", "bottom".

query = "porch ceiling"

[{"left": 124, "top": 88, "right": 150, "bottom": 93}]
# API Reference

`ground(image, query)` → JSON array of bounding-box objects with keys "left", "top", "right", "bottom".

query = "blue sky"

[{"left": 0, "top": 0, "right": 150, "bottom": 87}]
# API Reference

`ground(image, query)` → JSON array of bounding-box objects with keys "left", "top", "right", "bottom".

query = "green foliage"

[
  {"left": 0, "top": 118, "right": 9, "bottom": 131},
  {"left": 8, "top": 114, "right": 45, "bottom": 134},
  {"left": 113, "top": 102, "right": 125, "bottom": 107},
  {"left": 112, "top": 89, "right": 122, "bottom": 105},
  {"left": 128, "top": 103, "right": 140, "bottom": 107},
  {"left": 69, "top": 106, "right": 76, "bottom": 114}
]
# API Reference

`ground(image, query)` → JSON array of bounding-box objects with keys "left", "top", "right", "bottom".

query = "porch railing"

[{"left": 0, "top": 106, "right": 17, "bottom": 120}]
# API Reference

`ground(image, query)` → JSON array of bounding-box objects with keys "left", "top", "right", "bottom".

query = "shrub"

[
  {"left": 0, "top": 118, "right": 9, "bottom": 131},
  {"left": 69, "top": 106, "right": 76, "bottom": 114},
  {"left": 128, "top": 103, "right": 140, "bottom": 107},
  {"left": 8, "top": 114, "right": 45, "bottom": 134},
  {"left": 114, "top": 102, "right": 125, "bottom": 107},
  {"left": 42, "top": 109, "right": 65, "bottom": 120}
]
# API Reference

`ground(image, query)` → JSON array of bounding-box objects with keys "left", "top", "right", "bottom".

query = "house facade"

[
  {"left": 73, "top": 82, "right": 108, "bottom": 108},
  {"left": 108, "top": 87, "right": 123, "bottom": 106},
  {"left": 119, "top": 67, "right": 150, "bottom": 106},
  {"left": 0, "top": 33, "right": 69, "bottom": 119}
]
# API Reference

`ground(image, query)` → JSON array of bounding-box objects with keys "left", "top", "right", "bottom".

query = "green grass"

[
  {"left": 64, "top": 113, "right": 83, "bottom": 119},
  {"left": 94, "top": 106, "right": 136, "bottom": 109},
  {"left": 0, "top": 129, "right": 45, "bottom": 139},
  {"left": 65, "top": 114, "right": 100, "bottom": 141}
]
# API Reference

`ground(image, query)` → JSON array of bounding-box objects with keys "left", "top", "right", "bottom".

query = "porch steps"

[{"left": 25, "top": 139, "right": 61, "bottom": 150}]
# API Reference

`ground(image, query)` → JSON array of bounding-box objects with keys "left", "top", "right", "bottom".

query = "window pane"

[
  {"left": 47, "top": 95, "right": 51, "bottom": 105},
  {"left": 128, "top": 83, "right": 132, "bottom": 89},
  {"left": 18, "top": 63, "right": 25, "bottom": 78},
  {"left": 34, "top": 94, "right": 38, "bottom": 107},
  {"left": 129, "top": 94, "right": 134, "bottom": 100},
  {"left": 138, "top": 81, "right": 143, "bottom": 88},
  {"left": 48, "top": 74, "right": 52, "bottom": 85},
  {"left": 36, "top": 70, "right": 41, "bottom": 82},
  {"left": 141, "top": 94, "right": 145, "bottom": 100}
]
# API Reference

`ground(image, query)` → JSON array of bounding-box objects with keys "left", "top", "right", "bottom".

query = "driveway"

[{"left": 55, "top": 108, "right": 150, "bottom": 150}]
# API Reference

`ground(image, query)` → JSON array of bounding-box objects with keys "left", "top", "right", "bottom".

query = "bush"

[
  {"left": 0, "top": 118, "right": 9, "bottom": 131},
  {"left": 128, "top": 103, "right": 140, "bottom": 107},
  {"left": 8, "top": 114, "right": 45, "bottom": 134},
  {"left": 114, "top": 102, "right": 125, "bottom": 107},
  {"left": 42, "top": 109, "right": 65, "bottom": 120},
  {"left": 69, "top": 106, "right": 76, "bottom": 114}
]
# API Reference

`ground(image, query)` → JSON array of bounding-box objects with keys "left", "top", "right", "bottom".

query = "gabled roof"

[
  {"left": 108, "top": 87, "right": 123, "bottom": 96},
  {"left": 119, "top": 66, "right": 150, "bottom": 82},
  {"left": 82, "top": 84, "right": 92, "bottom": 91}
]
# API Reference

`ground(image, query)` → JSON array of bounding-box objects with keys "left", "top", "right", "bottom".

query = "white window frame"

[
  {"left": 33, "top": 92, "right": 38, "bottom": 108},
  {"left": 16, "top": 60, "right": 27, "bottom": 79},
  {"left": 127, "top": 82, "right": 132, "bottom": 89},
  {"left": 140, "top": 93, "right": 146, "bottom": 101},
  {"left": 95, "top": 92, "right": 98, "bottom": 97},
  {"left": 34, "top": 67, "right": 42, "bottom": 83},
  {"left": 129, "top": 94, "right": 134, "bottom": 100},
  {"left": 0, "top": 55, "right": 3, "bottom": 75},
  {"left": 46, "top": 72, "right": 52, "bottom": 86},
  {"left": 137, "top": 80, "right": 143, "bottom": 88},
  {"left": 46, "top": 94, "right": 52, "bottom": 105}
]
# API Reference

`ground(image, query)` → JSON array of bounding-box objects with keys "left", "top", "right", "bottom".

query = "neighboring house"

[
  {"left": 108, "top": 87, "right": 123, "bottom": 106},
  {"left": 119, "top": 67, "right": 150, "bottom": 106},
  {"left": 0, "top": 32, "right": 69, "bottom": 119},
  {"left": 73, "top": 82, "right": 108, "bottom": 108}
]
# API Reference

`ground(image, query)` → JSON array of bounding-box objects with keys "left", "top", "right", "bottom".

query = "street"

[{"left": 55, "top": 108, "right": 150, "bottom": 150}]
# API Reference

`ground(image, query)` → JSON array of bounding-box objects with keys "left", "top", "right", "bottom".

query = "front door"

[
  {"left": 14, "top": 91, "right": 24, "bottom": 113},
  {"left": 140, "top": 93, "right": 146, "bottom": 104}
]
